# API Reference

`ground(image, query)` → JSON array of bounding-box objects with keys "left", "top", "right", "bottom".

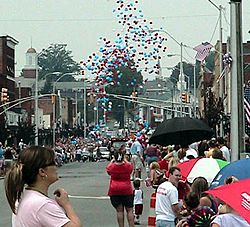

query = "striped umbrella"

[{"left": 177, "top": 158, "right": 229, "bottom": 184}]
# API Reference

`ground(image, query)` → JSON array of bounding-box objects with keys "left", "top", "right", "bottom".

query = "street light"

[
  {"left": 52, "top": 72, "right": 75, "bottom": 147},
  {"left": 149, "top": 29, "right": 185, "bottom": 116},
  {"left": 165, "top": 53, "right": 197, "bottom": 117},
  {"left": 83, "top": 79, "right": 91, "bottom": 139}
]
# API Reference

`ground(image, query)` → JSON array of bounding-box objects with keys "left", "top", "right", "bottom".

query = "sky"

[{"left": 1, "top": 0, "right": 250, "bottom": 80}]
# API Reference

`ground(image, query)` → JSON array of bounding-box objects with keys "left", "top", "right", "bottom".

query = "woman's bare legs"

[
  {"left": 116, "top": 205, "right": 125, "bottom": 227},
  {"left": 125, "top": 207, "right": 135, "bottom": 227}
]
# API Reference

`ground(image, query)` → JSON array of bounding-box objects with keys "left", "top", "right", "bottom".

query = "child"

[{"left": 133, "top": 178, "right": 143, "bottom": 225}]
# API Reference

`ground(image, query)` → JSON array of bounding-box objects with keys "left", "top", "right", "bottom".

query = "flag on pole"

[
  {"left": 193, "top": 42, "right": 213, "bottom": 62},
  {"left": 244, "top": 97, "right": 250, "bottom": 126}
]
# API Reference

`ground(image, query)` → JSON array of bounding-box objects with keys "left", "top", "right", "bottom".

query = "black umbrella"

[{"left": 149, "top": 117, "right": 213, "bottom": 146}]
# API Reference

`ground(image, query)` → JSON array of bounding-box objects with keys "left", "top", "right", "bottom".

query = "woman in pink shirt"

[
  {"left": 5, "top": 146, "right": 82, "bottom": 227},
  {"left": 106, "top": 150, "right": 134, "bottom": 227}
]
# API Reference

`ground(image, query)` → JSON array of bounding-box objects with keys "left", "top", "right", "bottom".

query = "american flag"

[
  {"left": 244, "top": 87, "right": 250, "bottom": 132},
  {"left": 244, "top": 98, "right": 250, "bottom": 126},
  {"left": 193, "top": 42, "right": 213, "bottom": 62}
]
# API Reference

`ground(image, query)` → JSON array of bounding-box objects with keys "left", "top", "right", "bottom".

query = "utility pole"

[
  {"left": 230, "top": 0, "right": 244, "bottom": 161},
  {"left": 35, "top": 54, "right": 39, "bottom": 146},
  {"left": 208, "top": 0, "right": 224, "bottom": 135},
  {"left": 219, "top": 4, "right": 224, "bottom": 136},
  {"left": 193, "top": 64, "right": 196, "bottom": 117}
]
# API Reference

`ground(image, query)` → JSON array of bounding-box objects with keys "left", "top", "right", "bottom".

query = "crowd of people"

[
  {"left": 1, "top": 131, "right": 249, "bottom": 226},
  {"left": 106, "top": 135, "right": 250, "bottom": 227}
]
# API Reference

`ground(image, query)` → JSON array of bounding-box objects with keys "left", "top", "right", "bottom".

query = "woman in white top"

[{"left": 211, "top": 205, "right": 250, "bottom": 227}]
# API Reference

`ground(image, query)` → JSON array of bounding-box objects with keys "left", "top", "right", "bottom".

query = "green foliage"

[
  {"left": 38, "top": 44, "right": 81, "bottom": 93},
  {"left": 205, "top": 51, "right": 215, "bottom": 72},
  {"left": 169, "top": 62, "right": 195, "bottom": 89},
  {"left": 105, "top": 65, "right": 143, "bottom": 125},
  {"left": 204, "top": 88, "right": 224, "bottom": 135},
  {"left": 17, "top": 121, "right": 35, "bottom": 145},
  {"left": 169, "top": 52, "right": 215, "bottom": 93}
]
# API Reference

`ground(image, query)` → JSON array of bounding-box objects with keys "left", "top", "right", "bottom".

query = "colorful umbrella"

[
  {"left": 207, "top": 179, "right": 250, "bottom": 224},
  {"left": 149, "top": 117, "right": 213, "bottom": 146},
  {"left": 177, "top": 158, "right": 229, "bottom": 184},
  {"left": 210, "top": 157, "right": 250, "bottom": 189}
]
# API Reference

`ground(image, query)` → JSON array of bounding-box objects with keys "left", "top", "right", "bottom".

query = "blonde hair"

[
  {"left": 149, "top": 161, "right": 160, "bottom": 170},
  {"left": 168, "top": 157, "right": 180, "bottom": 168}
]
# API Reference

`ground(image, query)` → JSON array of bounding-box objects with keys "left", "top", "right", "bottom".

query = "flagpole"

[{"left": 180, "top": 42, "right": 184, "bottom": 117}]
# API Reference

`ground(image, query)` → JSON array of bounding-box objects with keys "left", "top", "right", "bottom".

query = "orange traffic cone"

[{"left": 148, "top": 192, "right": 156, "bottom": 226}]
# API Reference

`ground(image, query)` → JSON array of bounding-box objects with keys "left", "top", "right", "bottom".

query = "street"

[{"left": 0, "top": 160, "right": 154, "bottom": 226}]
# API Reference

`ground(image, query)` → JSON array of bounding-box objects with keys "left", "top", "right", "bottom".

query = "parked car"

[{"left": 108, "top": 137, "right": 129, "bottom": 159}]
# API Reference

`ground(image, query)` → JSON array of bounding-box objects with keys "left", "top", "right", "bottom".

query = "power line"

[
  {"left": 0, "top": 14, "right": 219, "bottom": 23},
  {"left": 209, "top": 15, "right": 220, "bottom": 43}
]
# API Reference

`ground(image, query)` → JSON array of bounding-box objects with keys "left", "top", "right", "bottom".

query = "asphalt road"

[{"left": 0, "top": 160, "right": 154, "bottom": 226}]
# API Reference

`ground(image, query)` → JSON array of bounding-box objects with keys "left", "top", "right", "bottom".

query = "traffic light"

[
  {"left": 181, "top": 92, "right": 187, "bottom": 103},
  {"left": 51, "top": 94, "right": 56, "bottom": 104},
  {"left": 1, "top": 88, "right": 9, "bottom": 103}
]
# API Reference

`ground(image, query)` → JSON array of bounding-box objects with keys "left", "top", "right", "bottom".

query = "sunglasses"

[{"left": 42, "top": 160, "right": 57, "bottom": 168}]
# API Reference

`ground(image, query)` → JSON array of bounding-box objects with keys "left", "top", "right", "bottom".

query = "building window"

[{"left": 29, "top": 56, "right": 32, "bottom": 65}]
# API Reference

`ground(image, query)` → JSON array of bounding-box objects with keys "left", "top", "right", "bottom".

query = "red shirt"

[
  {"left": 158, "top": 159, "right": 168, "bottom": 172},
  {"left": 106, "top": 162, "right": 133, "bottom": 196}
]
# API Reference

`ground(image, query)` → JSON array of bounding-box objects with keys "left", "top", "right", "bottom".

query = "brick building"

[{"left": 0, "top": 35, "right": 19, "bottom": 143}]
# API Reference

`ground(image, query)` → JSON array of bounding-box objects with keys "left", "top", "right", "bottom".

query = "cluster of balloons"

[
  {"left": 80, "top": 0, "right": 167, "bottom": 87},
  {"left": 223, "top": 52, "right": 233, "bottom": 67},
  {"left": 80, "top": 0, "right": 167, "bottom": 127}
]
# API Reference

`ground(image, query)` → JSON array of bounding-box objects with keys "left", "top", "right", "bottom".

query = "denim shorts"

[{"left": 156, "top": 219, "right": 175, "bottom": 227}]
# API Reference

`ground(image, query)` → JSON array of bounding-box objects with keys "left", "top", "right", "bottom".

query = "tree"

[
  {"left": 205, "top": 51, "right": 215, "bottom": 72},
  {"left": 38, "top": 44, "right": 81, "bottom": 93},
  {"left": 105, "top": 65, "right": 143, "bottom": 127},
  {"left": 204, "top": 88, "right": 224, "bottom": 136},
  {"left": 169, "top": 52, "right": 215, "bottom": 93},
  {"left": 16, "top": 121, "right": 35, "bottom": 145},
  {"left": 169, "top": 62, "right": 195, "bottom": 89}
]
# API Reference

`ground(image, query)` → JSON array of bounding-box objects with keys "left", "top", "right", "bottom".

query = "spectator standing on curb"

[
  {"left": 18, "top": 139, "right": 25, "bottom": 152},
  {"left": 106, "top": 150, "right": 135, "bottom": 227},
  {"left": 155, "top": 166, "right": 182, "bottom": 227},
  {"left": 217, "top": 137, "right": 230, "bottom": 162},
  {"left": 144, "top": 144, "right": 160, "bottom": 171},
  {"left": 133, "top": 179, "right": 143, "bottom": 225},
  {"left": 130, "top": 137, "right": 143, "bottom": 180},
  {"left": 4, "top": 146, "right": 82, "bottom": 227}
]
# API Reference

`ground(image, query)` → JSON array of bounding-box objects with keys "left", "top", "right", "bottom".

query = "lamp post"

[
  {"left": 52, "top": 72, "right": 75, "bottom": 147},
  {"left": 83, "top": 79, "right": 91, "bottom": 139},
  {"left": 149, "top": 29, "right": 186, "bottom": 116},
  {"left": 208, "top": 0, "right": 224, "bottom": 136},
  {"left": 166, "top": 54, "right": 196, "bottom": 117}
]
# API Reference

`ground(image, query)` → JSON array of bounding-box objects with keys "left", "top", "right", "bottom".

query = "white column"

[{"left": 35, "top": 54, "right": 39, "bottom": 145}]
